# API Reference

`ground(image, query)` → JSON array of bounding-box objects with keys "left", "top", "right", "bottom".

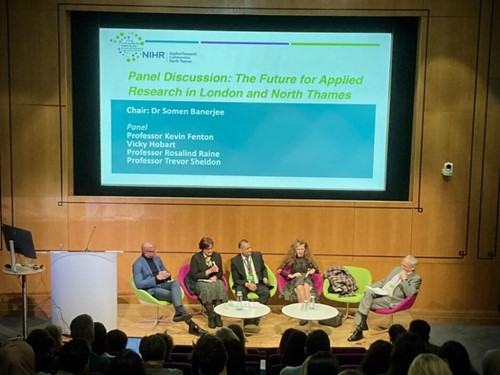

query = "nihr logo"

[
  {"left": 110, "top": 32, "right": 144, "bottom": 62},
  {"left": 142, "top": 51, "right": 167, "bottom": 59}
]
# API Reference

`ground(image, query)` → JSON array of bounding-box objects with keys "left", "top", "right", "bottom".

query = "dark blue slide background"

[{"left": 111, "top": 100, "right": 375, "bottom": 178}]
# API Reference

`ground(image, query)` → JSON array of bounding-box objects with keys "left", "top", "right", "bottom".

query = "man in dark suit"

[{"left": 230, "top": 239, "right": 272, "bottom": 325}]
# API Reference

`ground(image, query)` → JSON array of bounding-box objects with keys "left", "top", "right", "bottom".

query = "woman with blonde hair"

[{"left": 408, "top": 353, "right": 452, "bottom": 375}]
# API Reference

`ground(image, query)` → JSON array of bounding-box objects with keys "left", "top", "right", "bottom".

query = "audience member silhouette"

[
  {"left": 278, "top": 328, "right": 300, "bottom": 355},
  {"left": 438, "top": 340, "right": 479, "bottom": 375},
  {"left": 106, "top": 329, "right": 129, "bottom": 357},
  {"left": 56, "top": 338, "right": 91, "bottom": 375},
  {"left": 26, "top": 328, "right": 55, "bottom": 374},
  {"left": 388, "top": 324, "right": 407, "bottom": 344},
  {"left": 337, "top": 370, "right": 363, "bottom": 375},
  {"left": 91, "top": 321, "right": 107, "bottom": 356},
  {"left": 45, "top": 324, "right": 63, "bottom": 354},
  {"left": 386, "top": 332, "right": 426, "bottom": 375},
  {"left": 227, "top": 324, "right": 247, "bottom": 354},
  {"left": 192, "top": 333, "right": 228, "bottom": 375},
  {"left": 408, "top": 353, "right": 452, "bottom": 375},
  {"left": 139, "top": 334, "right": 182, "bottom": 375},
  {"left": 281, "top": 330, "right": 307, "bottom": 367},
  {"left": 0, "top": 339, "right": 36, "bottom": 375},
  {"left": 107, "top": 348, "right": 145, "bottom": 375},
  {"left": 216, "top": 327, "right": 251, "bottom": 375},
  {"left": 360, "top": 339, "right": 392, "bottom": 375},
  {"left": 157, "top": 332, "right": 174, "bottom": 362},
  {"left": 306, "top": 351, "right": 340, "bottom": 375},
  {"left": 482, "top": 348, "right": 500, "bottom": 375},
  {"left": 69, "top": 313, "right": 111, "bottom": 374},
  {"left": 408, "top": 319, "right": 440, "bottom": 354},
  {"left": 281, "top": 329, "right": 330, "bottom": 375}
]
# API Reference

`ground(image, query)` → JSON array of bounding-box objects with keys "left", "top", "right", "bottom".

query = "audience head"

[
  {"left": 45, "top": 324, "right": 63, "bottom": 352},
  {"left": 106, "top": 329, "right": 128, "bottom": 356},
  {"left": 70, "top": 313, "right": 94, "bottom": 345},
  {"left": 408, "top": 353, "right": 452, "bottom": 375},
  {"left": 387, "top": 332, "right": 426, "bottom": 375},
  {"left": 388, "top": 324, "right": 407, "bottom": 344},
  {"left": 0, "top": 339, "right": 36, "bottom": 374},
  {"left": 91, "top": 321, "right": 107, "bottom": 355},
  {"left": 192, "top": 333, "right": 228, "bottom": 375},
  {"left": 279, "top": 328, "right": 300, "bottom": 354},
  {"left": 305, "top": 329, "right": 330, "bottom": 356},
  {"left": 26, "top": 328, "right": 55, "bottom": 355},
  {"left": 438, "top": 340, "right": 478, "bottom": 375},
  {"left": 216, "top": 327, "right": 245, "bottom": 375},
  {"left": 306, "top": 351, "right": 340, "bottom": 375},
  {"left": 227, "top": 324, "right": 246, "bottom": 350},
  {"left": 157, "top": 332, "right": 174, "bottom": 360},
  {"left": 282, "top": 329, "right": 307, "bottom": 366},
  {"left": 361, "top": 339, "right": 392, "bottom": 375},
  {"left": 409, "top": 319, "right": 431, "bottom": 342},
  {"left": 139, "top": 334, "right": 166, "bottom": 363},
  {"left": 58, "top": 338, "right": 91, "bottom": 375},
  {"left": 482, "top": 348, "right": 500, "bottom": 375},
  {"left": 107, "top": 348, "right": 145, "bottom": 375}
]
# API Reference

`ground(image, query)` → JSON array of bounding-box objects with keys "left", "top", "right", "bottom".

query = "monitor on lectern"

[{"left": 1, "top": 224, "right": 37, "bottom": 264}]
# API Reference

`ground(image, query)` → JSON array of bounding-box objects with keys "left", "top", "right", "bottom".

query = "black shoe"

[
  {"left": 173, "top": 311, "right": 192, "bottom": 323},
  {"left": 215, "top": 314, "right": 223, "bottom": 327},
  {"left": 208, "top": 317, "right": 216, "bottom": 329},
  {"left": 299, "top": 320, "right": 308, "bottom": 326},
  {"left": 347, "top": 328, "right": 363, "bottom": 342},
  {"left": 188, "top": 324, "right": 207, "bottom": 336}
]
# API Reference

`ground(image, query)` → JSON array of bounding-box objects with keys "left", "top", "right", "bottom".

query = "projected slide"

[{"left": 99, "top": 29, "right": 392, "bottom": 191}]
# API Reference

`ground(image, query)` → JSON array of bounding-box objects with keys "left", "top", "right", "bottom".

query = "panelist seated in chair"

[
  {"left": 230, "top": 239, "right": 273, "bottom": 325},
  {"left": 185, "top": 236, "right": 228, "bottom": 329},
  {"left": 133, "top": 242, "right": 206, "bottom": 336},
  {"left": 347, "top": 255, "right": 422, "bottom": 342},
  {"left": 277, "top": 239, "right": 321, "bottom": 326}
]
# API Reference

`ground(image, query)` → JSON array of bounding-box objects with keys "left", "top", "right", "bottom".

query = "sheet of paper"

[{"left": 367, "top": 286, "right": 388, "bottom": 295}]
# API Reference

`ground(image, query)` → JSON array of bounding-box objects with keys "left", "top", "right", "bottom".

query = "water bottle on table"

[{"left": 236, "top": 291, "right": 243, "bottom": 310}]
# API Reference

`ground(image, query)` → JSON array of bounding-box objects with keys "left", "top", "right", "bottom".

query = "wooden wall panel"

[
  {"left": 353, "top": 208, "right": 413, "bottom": 257},
  {"left": 412, "top": 203, "right": 468, "bottom": 257}
]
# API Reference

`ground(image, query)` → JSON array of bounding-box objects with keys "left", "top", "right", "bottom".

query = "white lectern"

[{"left": 51, "top": 251, "right": 117, "bottom": 334}]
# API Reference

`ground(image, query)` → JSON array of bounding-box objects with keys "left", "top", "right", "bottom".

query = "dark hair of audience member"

[
  {"left": 227, "top": 324, "right": 246, "bottom": 353},
  {"left": 59, "top": 338, "right": 91, "bottom": 374},
  {"left": 107, "top": 348, "right": 145, "bottom": 375},
  {"left": 386, "top": 332, "right": 426, "bottom": 375},
  {"left": 91, "top": 321, "right": 107, "bottom": 356},
  {"left": 278, "top": 328, "right": 300, "bottom": 355},
  {"left": 26, "top": 328, "right": 56, "bottom": 373},
  {"left": 408, "top": 319, "right": 431, "bottom": 342},
  {"left": 157, "top": 332, "right": 175, "bottom": 361},
  {"left": 106, "top": 329, "right": 128, "bottom": 356},
  {"left": 192, "top": 333, "right": 228, "bottom": 375},
  {"left": 388, "top": 324, "right": 407, "bottom": 344},
  {"left": 337, "top": 370, "right": 363, "bottom": 375},
  {"left": 282, "top": 330, "right": 307, "bottom": 366},
  {"left": 70, "top": 313, "right": 94, "bottom": 344},
  {"left": 306, "top": 351, "right": 340, "bottom": 375},
  {"left": 216, "top": 327, "right": 247, "bottom": 375},
  {"left": 360, "top": 339, "right": 393, "bottom": 375},
  {"left": 305, "top": 329, "right": 330, "bottom": 356},
  {"left": 438, "top": 340, "right": 480, "bottom": 375},
  {"left": 139, "top": 334, "right": 166, "bottom": 362},
  {"left": 45, "top": 324, "right": 64, "bottom": 353}
]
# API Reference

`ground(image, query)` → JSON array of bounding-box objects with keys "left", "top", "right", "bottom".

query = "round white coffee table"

[
  {"left": 214, "top": 301, "right": 271, "bottom": 328},
  {"left": 282, "top": 303, "right": 338, "bottom": 332}
]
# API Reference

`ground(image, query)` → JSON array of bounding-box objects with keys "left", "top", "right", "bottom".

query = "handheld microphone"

[{"left": 84, "top": 226, "right": 97, "bottom": 252}]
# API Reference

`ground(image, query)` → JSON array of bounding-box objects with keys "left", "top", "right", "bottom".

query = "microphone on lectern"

[{"left": 84, "top": 226, "right": 97, "bottom": 252}]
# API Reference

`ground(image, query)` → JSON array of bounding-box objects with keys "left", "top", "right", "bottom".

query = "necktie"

[{"left": 244, "top": 257, "right": 258, "bottom": 283}]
